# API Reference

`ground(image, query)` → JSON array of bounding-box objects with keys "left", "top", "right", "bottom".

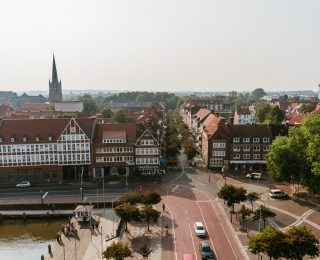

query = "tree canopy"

[
  {"left": 251, "top": 88, "right": 267, "bottom": 100},
  {"left": 217, "top": 184, "right": 247, "bottom": 212},
  {"left": 140, "top": 204, "right": 161, "bottom": 231},
  {"left": 248, "top": 226, "right": 319, "bottom": 260},
  {"left": 114, "top": 203, "right": 140, "bottom": 231},
  {"left": 267, "top": 114, "right": 320, "bottom": 193},
  {"left": 103, "top": 241, "right": 132, "bottom": 260}
]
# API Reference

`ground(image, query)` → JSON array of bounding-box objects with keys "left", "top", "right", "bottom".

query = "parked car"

[
  {"left": 246, "top": 172, "right": 262, "bottom": 180},
  {"left": 199, "top": 242, "right": 213, "bottom": 259},
  {"left": 16, "top": 181, "right": 31, "bottom": 188},
  {"left": 194, "top": 222, "right": 206, "bottom": 237},
  {"left": 269, "top": 189, "right": 289, "bottom": 199}
]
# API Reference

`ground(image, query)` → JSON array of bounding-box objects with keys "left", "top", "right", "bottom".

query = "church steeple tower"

[{"left": 49, "top": 54, "right": 62, "bottom": 102}]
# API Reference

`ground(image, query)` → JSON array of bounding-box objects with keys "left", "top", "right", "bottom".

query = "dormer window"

[
  {"left": 11, "top": 136, "right": 15, "bottom": 142},
  {"left": 23, "top": 137, "right": 27, "bottom": 142},
  {"left": 48, "top": 136, "right": 52, "bottom": 141},
  {"left": 35, "top": 135, "right": 40, "bottom": 142},
  {"left": 0, "top": 135, "right": 3, "bottom": 143}
]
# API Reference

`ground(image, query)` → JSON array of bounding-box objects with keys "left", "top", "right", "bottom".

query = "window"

[
  {"left": 233, "top": 137, "right": 240, "bottom": 143},
  {"left": 243, "top": 146, "right": 250, "bottom": 152},
  {"left": 253, "top": 137, "right": 260, "bottom": 143},
  {"left": 233, "top": 154, "right": 240, "bottom": 159},
  {"left": 212, "top": 141, "right": 226, "bottom": 148},
  {"left": 263, "top": 145, "right": 269, "bottom": 152},
  {"left": 48, "top": 136, "right": 52, "bottom": 141},
  {"left": 0, "top": 137, "right": 2, "bottom": 143},
  {"left": 233, "top": 146, "right": 240, "bottom": 152},
  {"left": 253, "top": 154, "right": 260, "bottom": 159},
  {"left": 11, "top": 137, "right": 15, "bottom": 142},
  {"left": 212, "top": 151, "right": 225, "bottom": 157},
  {"left": 253, "top": 146, "right": 260, "bottom": 152},
  {"left": 243, "top": 137, "right": 250, "bottom": 143},
  {"left": 210, "top": 159, "right": 223, "bottom": 166},
  {"left": 23, "top": 137, "right": 27, "bottom": 142},
  {"left": 243, "top": 154, "right": 250, "bottom": 159},
  {"left": 263, "top": 137, "right": 270, "bottom": 143},
  {"left": 36, "top": 136, "right": 40, "bottom": 142}
]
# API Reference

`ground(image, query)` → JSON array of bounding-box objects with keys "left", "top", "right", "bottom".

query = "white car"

[
  {"left": 269, "top": 189, "right": 289, "bottom": 198},
  {"left": 16, "top": 181, "right": 31, "bottom": 188},
  {"left": 194, "top": 222, "right": 206, "bottom": 237},
  {"left": 246, "top": 172, "right": 262, "bottom": 180}
]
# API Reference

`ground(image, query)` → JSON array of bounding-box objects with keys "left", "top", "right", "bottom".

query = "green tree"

[
  {"left": 252, "top": 205, "right": 276, "bottom": 228},
  {"left": 183, "top": 139, "right": 197, "bottom": 160},
  {"left": 137, "top": 244, "right": 152, "bottom": 259},
  {"left": 141, "top": 191, "right": 161, "bottom": 205},
  {"left": 80, "top": 95, "right": 98, "bottom": 112},
  {"left": 255, "top": 102, "right": 272, "bottom": 123},
  {"left": 237, "top": 205, "right": 252, "bottom": 229},
  {"left": 120, "top": 192, "right": 142, "bottom": 205},
  {"left": 114, "top": 109, "right": 130, "bottom": 123},
  {"left": 285, "top": 226, "right": 319, "bottom": 260},
  {"left": 251, "top": 88, "right": 267, "bottom": 100},
  {"left": 298, "top": 103, "right": 315, "bottom": 113},
  {"left": 246, "top": 192, "right": 261, "bottom": 211},
  {"left": 268, "top": 106, "right": 285, "bottom": 124},
  {"left": 140, "top": 205, "right": 161, "bottom": 231},
  {"left": 267, "top": 114, "right": 320, "bottom": 193},
  {"left": 217, "top": 184, "right": 247, "bottom": 222},
  {"left": 248, "top": 226, "right": 287, "bottom": 260},
  {"left": 101, "top": 108, "right": 113, "bottom": 118},
  {"left": 114, "top": 203, "right": 140, "bottom": 231},
  {"left": 103, "top": 241, "right": 132, "bottom": 260}
]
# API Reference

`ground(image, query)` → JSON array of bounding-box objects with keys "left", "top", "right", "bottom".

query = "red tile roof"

[
  {"left": 103, "top": 131, "right": 126, "bottom": 140},
  {"left": 20, "top": 103, "right": 50, "bottom": 111},
  {"left": 287, "top": 114, "right": 306, "bottom": 125},
  {"left": 0, "top": 118, "right": 95, "bottom": 144},
  {"left": 93, "top": 123, "right": 137, "bottom": 145},
  {"left": 236, "top": 106, "right": 250, "bottom": 115},
  {"left": 202, "top": 114, "right": 225, "bottom": 134},
  {"left": 194, "top": 109, "right": 211, "bottom": 121}
]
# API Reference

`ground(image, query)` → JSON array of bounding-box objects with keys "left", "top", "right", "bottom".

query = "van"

[{"left": 183, "top": 254, "right": 194, "bottom": 260}]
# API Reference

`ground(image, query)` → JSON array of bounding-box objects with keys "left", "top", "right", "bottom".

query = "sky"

[{"left": 0, "top": 0, "right": 320, "bottom": 93}]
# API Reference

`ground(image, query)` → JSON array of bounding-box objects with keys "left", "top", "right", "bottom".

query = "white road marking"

[
  {"left": 166, "top": 204, "right": 178, "bottom": 260},
  {"left": 188, "top": 222, "right": 198, "bottom": 260},
  {"left": 196, "top": 202, "right": 218, "bottom": 260},
  {"left": 171, "top": 185, "right": 179, "bottom": 192}
]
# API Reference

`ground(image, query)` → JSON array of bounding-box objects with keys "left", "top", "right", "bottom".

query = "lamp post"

[
  {"left": 80, "top": 167, "right": 84, "bottom": 201},
  {"left": 125, "top": 162, "right": 129, "bottom": 187}
]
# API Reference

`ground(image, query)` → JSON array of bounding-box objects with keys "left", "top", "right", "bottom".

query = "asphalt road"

[{"left": 0, "top": 185, "right": 130, "bottom": 200}]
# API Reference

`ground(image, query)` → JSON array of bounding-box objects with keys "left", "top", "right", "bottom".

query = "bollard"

[
  {"left": 41, "top": 255, "right": 44, "bottom": 260},
  {"left": 48, "top": 244, "right": 52, "bottom": 254}
]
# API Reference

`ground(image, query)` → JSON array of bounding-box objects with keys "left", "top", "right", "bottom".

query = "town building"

[
  {"left": 233, "top": 106, "right": 255, "bottom": 125},
  {"left": 0, "top": 118, "right": 94, "bottom": 184}
]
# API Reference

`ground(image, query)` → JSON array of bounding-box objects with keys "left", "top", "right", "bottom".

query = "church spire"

[{"left": 52, "top": 54, "right": 59, "bottom": 83}]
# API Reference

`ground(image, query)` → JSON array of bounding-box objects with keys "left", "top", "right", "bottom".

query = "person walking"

[{"left": 162, "top": 203, "right": 165, "bottom": 212}]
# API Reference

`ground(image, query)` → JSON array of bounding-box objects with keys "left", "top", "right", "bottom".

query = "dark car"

[{"left": 199, "top": 242, "right": 213, "bottom": 259}]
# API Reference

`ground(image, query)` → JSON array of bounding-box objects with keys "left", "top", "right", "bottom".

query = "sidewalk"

[{"left": 43, "top": 209, "right": 120, "bottom": 260}]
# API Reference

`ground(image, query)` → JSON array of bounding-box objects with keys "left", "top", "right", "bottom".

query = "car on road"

[
  {"left": 246, "top": 172, "right": 262, "bottom": 180},
  {"left": 269, "top": 189, "right": 289, "bottom": 199},
  {"left": 199, "top": 242, "right": 213, "bottom": 259},
  {"left": 194, "top": 222, "right": 206, "bottom": 237},
  {"left": 16, "top": 181, "right": 31, "bottom": 188}
]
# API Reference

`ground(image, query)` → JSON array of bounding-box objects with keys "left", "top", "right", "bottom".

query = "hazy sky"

[{"left": 1, "top": 0, "right": 320, "bottom": 93}]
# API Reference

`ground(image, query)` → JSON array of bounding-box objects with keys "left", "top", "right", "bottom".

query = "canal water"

[{"left": 0, "top": 218, "right": 67, "bottom": 260}]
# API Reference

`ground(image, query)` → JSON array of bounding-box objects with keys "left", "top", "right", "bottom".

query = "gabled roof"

[
  {"left": 103, "top": 131, "right": 126, "bottom": 140},
  {"left": 20, "top": 103, "right": 50, "bottom": 111},
  {"left": 193, "top": 109, "right": 211, "bottom": 121},
  {"left": 201, "top": 114, "right": 225, "bottom": 134},
  {"left": 93, "top": 123, "right": 137, "bottom": 144},
  {"left": 136, "top": 128, "right": 159, "bottom": 145},
  {"left": 236, "top": 106, "right": 250, "bottom": 115},
  {"left": 0, "top": 118, "right": 95, "bottom": 144},
  {"left": 287, "top": 114, "right": 306, "bottom": 125}
]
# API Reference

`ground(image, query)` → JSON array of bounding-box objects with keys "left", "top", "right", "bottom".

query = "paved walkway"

[{"left": 44, "top": 209, "right": 120, "bottom": 260}]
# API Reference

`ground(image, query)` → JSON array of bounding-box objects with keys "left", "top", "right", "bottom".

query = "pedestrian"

[
  {"left": 162, "top": 203, "right": 165, "bottom": 211},
  {"left": 92, "top": 222, "right": 95, "bottom": 231},
  {"left": 56, "top": 233, "right": 60, "bottom": 243}
]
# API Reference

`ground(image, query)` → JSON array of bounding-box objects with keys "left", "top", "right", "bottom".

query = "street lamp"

[{"left": 80, "top": 167, "right": 84, "bottom": 201}]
